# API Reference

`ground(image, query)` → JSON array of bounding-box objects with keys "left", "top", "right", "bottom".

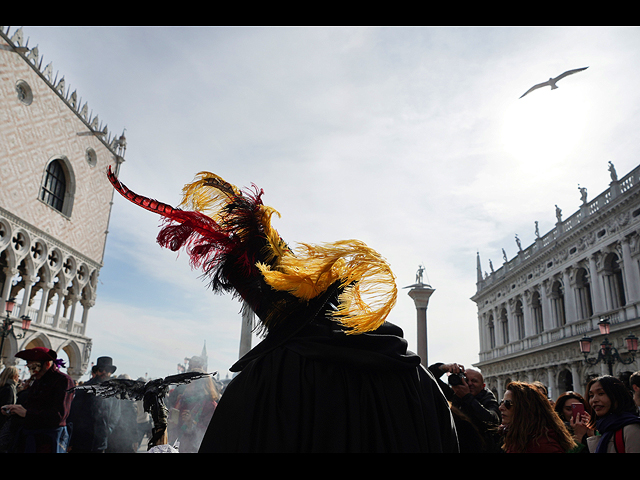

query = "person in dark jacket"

[
  {"left": 429, "top": 362, "right": 501, "bottom": 452},
  {"left": 67, "top": 356, "right": 121, "bottom": 453},
  {"left": 1, "top": 347, "right": 74, "bottom": 453}
]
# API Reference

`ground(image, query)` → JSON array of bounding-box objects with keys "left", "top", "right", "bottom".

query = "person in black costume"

[
  {"left": 108, "top": 168, "right": 459, "bottom": 453},
  {"left": 199, "top": 285, "right": 458, "bottom": 452},
  {"left": 67, "top": 356, "right": 121, "bottom": 453}
]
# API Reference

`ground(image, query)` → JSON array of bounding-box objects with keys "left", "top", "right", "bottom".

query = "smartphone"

[{"left": 571, "top": 403, "right": 586, "bottom": 422}]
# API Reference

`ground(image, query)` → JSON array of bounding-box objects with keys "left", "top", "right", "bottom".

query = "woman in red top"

[{"left": 499, "top": 381, "right": 576, "bottom": 453}]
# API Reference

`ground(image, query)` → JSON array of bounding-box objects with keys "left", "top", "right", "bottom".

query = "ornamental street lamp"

[
  {"left": 0, "top": 297, "right": 32, "bottom": 365},
  {"left": 578, "top": 317, "right": 638, "bottom": 376}
]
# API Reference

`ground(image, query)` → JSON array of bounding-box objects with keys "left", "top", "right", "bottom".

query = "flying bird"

[
  {"left": 519, "top": 67, "right": 588, "bottom": 99},
  {"left": 69, "top": 371, "right": 216, "bottom": 449}
]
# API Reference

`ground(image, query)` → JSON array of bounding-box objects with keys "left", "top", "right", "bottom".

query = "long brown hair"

[
  {"left": 503, "top": 381, "right": 577, "bottom": 453},
  {"left": 554, "top": 390, "right": 593, "bottom": 421}
]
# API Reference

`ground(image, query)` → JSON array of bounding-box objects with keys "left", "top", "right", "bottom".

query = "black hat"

[{"left": 95, "top": 356, "right": 117, "bottom": 373}]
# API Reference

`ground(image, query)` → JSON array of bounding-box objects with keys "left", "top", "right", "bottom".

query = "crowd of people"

[
  {"left": 0, "top": 348, "right": 220, "bottom": 453},
  {"left": 1, "top": 345, "right": 640, "bottom": 453},
  {"left": 429, "top": 361, "right": 640, "bottom": 453}
]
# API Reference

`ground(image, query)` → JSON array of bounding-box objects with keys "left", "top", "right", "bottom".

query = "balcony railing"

[
  {"left": 477, "top": 164, "right": 640, "bottom": 292},
  {"left": 479, "top": 308, "right": 637, "bottom": 364}
]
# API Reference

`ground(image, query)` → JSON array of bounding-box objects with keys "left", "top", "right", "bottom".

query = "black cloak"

[{"left": 198, "top": 314, "right": 458, "bottom": 453}]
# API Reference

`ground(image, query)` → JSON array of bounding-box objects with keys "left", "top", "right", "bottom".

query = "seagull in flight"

[{"left": 519, "top": 67, "right": 588, "bottom": 99}]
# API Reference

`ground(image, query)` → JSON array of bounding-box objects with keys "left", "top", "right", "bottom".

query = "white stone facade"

[
  {"left": 472, "top": 162, "right": 640, "bottom": 403},
  {"left": 0, "top": 27, "right": 125, "bottom": 380}
]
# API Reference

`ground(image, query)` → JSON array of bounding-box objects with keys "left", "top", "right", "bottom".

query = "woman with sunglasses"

[
  {"left": 585, "top": 375, "right": 640, "bottom": 453},
  {"left": 499, "top": 381, "right": 576, "bottom": 453}
]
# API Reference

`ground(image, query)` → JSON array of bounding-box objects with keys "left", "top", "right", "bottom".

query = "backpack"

[{"left": 614, "top": 428, "right": 625, "bottom": 453}]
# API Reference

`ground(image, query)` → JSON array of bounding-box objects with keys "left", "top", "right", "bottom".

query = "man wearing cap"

[
  {"left": 67, "top": 356, "right": 121, "bottom": 453},
  {"left": 1, "top": 347, "right": 75, "bottom": 453}
]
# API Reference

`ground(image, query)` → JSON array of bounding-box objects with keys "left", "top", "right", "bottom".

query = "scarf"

[{"left": 595, "top": 412, "right": 640, "bottom": 453}]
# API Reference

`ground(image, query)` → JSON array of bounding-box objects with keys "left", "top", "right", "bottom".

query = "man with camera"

[{"left": 429, "top": 362, "right": 501, "bottom": 452}]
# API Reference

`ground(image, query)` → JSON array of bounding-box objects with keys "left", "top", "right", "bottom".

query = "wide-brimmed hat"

[
  {"left": 15, "top": 347, "right": 57, "bottom": 363},
  {"left": 95, "top": 356, "right": 117, "bottom": 373}
]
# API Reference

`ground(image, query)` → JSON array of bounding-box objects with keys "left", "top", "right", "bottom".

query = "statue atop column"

[
  {"left": 608, "top": 161, "right": 618, "bottom": 182},
  {"left": 555, "top": 205, "right": 563, "bottom": 223},
  {"left": 578, "top": 185, "right": 588, "bottom": 204}
]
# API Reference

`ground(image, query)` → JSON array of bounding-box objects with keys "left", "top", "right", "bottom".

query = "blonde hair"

[{"left": 0, "top": 366, "right": 19, "bottom": 387}]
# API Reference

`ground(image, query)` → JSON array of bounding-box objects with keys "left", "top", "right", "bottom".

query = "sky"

[{"left": 12, "top": 26, "right": 640, "bottom": 382}]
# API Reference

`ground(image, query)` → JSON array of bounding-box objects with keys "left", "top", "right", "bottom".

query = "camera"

[{"left": 448, "top": 373, "right": 466, "bottom": 386}]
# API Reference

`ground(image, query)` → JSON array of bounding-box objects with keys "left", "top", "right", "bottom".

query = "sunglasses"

[{"left": 500, "top": 399, "right": 514, "bottom": 409}]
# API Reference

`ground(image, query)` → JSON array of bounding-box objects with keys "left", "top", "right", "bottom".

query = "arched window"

[
  {"left": 488, "top": 313, "right": 496, "bottom": 349},
  {"left": 41, "top": 160, "right": 66, "bottom": 212},
  {"left": 40, "top": 158, "right": 74, "bottom": 216},
  {"left": 575, "top": 267, "right": 593, "bottom": 320},
  {"left": 500, "top": 307, "right": 509, "bottom": 345},
  {"left": 515, "top": 299, "right": 525, "bottom": 340},
  {"left": 604, "top": 252, "right": 626, "bottom": 309},
  {"left": 550, "top": 280, "right": 566, "bottom": 327},
  {"left": 532, "top": 291, "right": 544, "bottom": 334}
]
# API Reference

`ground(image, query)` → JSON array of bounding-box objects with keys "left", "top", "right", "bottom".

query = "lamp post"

[
  {"left": 578, "top": 317, "right": 638, "bottom": 376},
  {"left": 0, "top": 297, "right": 32, "bottom": 365}
]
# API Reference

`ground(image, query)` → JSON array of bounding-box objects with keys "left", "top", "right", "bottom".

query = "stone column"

[
  {"left": 239, "top": 301, "right": 254, "bottom": 360},
  {"left": 51, "top": 287, "right": 67, "bottom": 329},
  {"left": 621, "top": 237, "right": 640, "bottom": 303},
  {"left": 563, "top": 268, "right": 578, "bottom": 324},
  {"left": 36, "top": 282, "right": 53, "bottom": 325},
  {"left": 546, "top": 367, "right": 556, "bottom": 401},
  {"left": 478, "top": 311, "right": 490, "bottom": 353},
  {"left": 407, "top": 283, "right": 435, "bottom": 368},
  {"left": 1, "top": 267, "right": 18, "bottom": 310},
  {"left": 66, "top": 293, "right": 80, "bottom": 332},
  {"left": 18, "top": 275, "right": 37, "bottom": 319},
  {"left": 588, "top": 253, "right": 606, "bottom": 314},
  {"left": 79, "top": 298, "right": 94, "bottom": 336},
  {"left": 523, "top": 290, "right": 534, "bottom": 338},
  {"left": 541, "top": 280, "right": 553, "bottom": 332},
  {"left": 570, "top": 362, "right": 582, "bottom": 393}
]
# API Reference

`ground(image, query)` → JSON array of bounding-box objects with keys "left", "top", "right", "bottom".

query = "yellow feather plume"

[
  {"left": 175, "top": 172, "right": 397, "bottom": 335},
  {"left": 179, "top": 172, "right": 242, "bottom": 222},
  {"left": 258, "top": 239, "right": 397, "bottom": 334}
]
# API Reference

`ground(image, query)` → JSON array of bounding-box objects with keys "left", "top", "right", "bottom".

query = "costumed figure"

[
  {"left": 168, "top": 356, "right": 220, "bottom": 452},
  {"left": 69, "top": 371, "right": 214, "bottom": 451},
  {"left": 67, "top": 356, "right": 121, "bottom": 453},
  {"left": 107, "top": 166, "right": 458, "bottom": 453},
  {"left": 0, "top": 347, "right": 74, "bottom": 453}
]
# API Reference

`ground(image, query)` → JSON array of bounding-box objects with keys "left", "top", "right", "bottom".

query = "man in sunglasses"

[{"left": 429, "top": 362, "right": 501, "bottom": 452}]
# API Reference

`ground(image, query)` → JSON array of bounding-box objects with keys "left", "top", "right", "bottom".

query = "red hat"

[{"left": 15, "top": 347, "right": 57, "bottom": 362}]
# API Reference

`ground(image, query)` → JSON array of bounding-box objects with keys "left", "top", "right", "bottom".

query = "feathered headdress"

[{"left": 107, "top": 167, "right": 397, "bottom": 335}]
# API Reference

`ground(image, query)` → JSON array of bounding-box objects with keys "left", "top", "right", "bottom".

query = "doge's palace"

[
  {"left": 473, "top": 161, "right": 640, "bottom": 402},
  {"left": 0, "top": 27, "right": 126, "bottom": 380}
]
